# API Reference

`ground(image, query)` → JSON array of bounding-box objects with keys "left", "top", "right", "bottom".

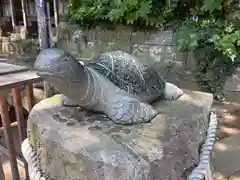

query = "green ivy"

[
  {"left": 67, "top": 0, "right": 192, "bottom": 28},
  {"left": 175, "top": 0, "right": 240, "bottom": 100}
]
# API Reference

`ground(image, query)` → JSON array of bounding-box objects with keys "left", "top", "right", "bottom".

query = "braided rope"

[
  {"left": 21, "top": 112, "right": 218, "bottom": 180},
  {"left": 21, "top": 139, "right": 49, "bottom": 180},
  {"left": 187, "top": 111, "right": 218, "bottom": 180}
]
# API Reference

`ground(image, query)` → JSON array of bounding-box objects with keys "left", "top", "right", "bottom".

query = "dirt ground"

[{"left": 213, "top": 100, "right": 240, "bottom": 140}]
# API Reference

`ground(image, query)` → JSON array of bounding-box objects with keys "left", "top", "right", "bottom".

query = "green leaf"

[
  {"left": 124, "top": 0, "right": 138, "bottom": 6},
  {"left": 227, "top": 10, "right": 240, "bottom": 20},
  {"left": 112, "top": 0, "right": 122, "bottom": 7},
  {"left": 225, "top": 25, "right": 234, "bottom": 33},
  {"left": 168, "top": 0, "right": 180, "bottom": 9},
  {"left": 137, "top": 1, "right": 151, "bottom": 18},
  {"left": 126, "top": 12, "right": 137, "bottom": 22},
  {"left": 235, "top": 30, "right": 240, "bottom": 39},
  {"left": 237, "top": 40, "right": 240, "bottom": 46},
  {"left": 201, "top": 0, "right": 222, "bottom": 13},
  {"left": 107, "top": 9, "right": 125, "bottom": 21},
  {"left": 177, "top": 39, "right": 187, "bottom": 50}
]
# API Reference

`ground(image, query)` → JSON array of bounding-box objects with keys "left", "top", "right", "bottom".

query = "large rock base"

[{"left": 25, "top": 89, "right": 214, "bottom": 180}]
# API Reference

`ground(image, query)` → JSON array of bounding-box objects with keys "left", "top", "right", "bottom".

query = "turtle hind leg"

[{"left": 163, "top": 82, "right": 184, "bottom": 101}]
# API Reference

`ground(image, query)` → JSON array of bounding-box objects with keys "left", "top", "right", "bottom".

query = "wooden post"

[
  {"left": 35, "top": 0, "right": 52, "bottom": 97},
  {"left": 0, "top": 155, "right": 5, "bottom": 180},
  {"left": 0, "top": 96, "right": 20, "bottom": 180},
  {"left": 12, "top": 88, "right": 26, "bottom": 142},
  {"left": 12, "top": 88, "right": 29, "bottom": 180},
  {"left": 47, "top": 1, "right": 52, "bottom": 39},
  {"left": 53, "top": 0, "right": 59, "bottom": 27},
  {"left": 0, "top": 0, "right": 3, "bottom": 18},
  {"left": 25, "top": 84, "right": 35, "bottom": 111},
  {"left": 9, "top": 0, "right": 16, "bottom": 30},
  {"left": 21, "top": 0, "right": 27, "bottom": 30}
]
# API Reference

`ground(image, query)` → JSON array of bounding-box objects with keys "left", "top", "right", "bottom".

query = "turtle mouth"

[
  {"left": 36, "top": 71, "right": 62, "bottom": 78},
  {"left": 36, "top": 71, "right": 67, "bottom": 91},
  {"left": 37, "top": 71, "right": 54, "bottom": 76}
]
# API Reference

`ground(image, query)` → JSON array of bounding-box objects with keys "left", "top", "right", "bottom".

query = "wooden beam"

[
  {"left": 9, "top": 0, "right": 16, "bottom": 29},
  {"left": 0, "top": 121, "right": 18, "bottom": 132},
  {"left": 0, "top": 70, "right": 40, "bottom": 91},
  {"left": 21, "top": 0, "right": 27, "bottom": 29},
  {"left": 0, "top": 0, "right": 3, "bottom": 18},
  {"left": 12, "top": 88, "right": 26, "bottom": 142},
  {"left": 47, "top": 1, "right": 52, "bottom": 36},
  {"left": 53, "top": 0, "right": 59, "bottom": 27},
  {"left": 25, "top": 84, "right": 35, "bottom": 111}
]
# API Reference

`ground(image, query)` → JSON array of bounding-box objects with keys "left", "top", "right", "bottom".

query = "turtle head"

[{"left": 34, "top": 48, "right": 87, "bottom": 96}]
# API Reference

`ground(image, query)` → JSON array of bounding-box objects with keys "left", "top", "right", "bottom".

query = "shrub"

[
  {"left": 67, "top": 0, "right": 194, "bottom": 28},
  {"left": 175, "top": 0, "right": 240, "bottom": 99}
]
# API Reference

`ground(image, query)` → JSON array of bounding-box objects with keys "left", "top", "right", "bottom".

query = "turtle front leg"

[
  {"left": 60, "top": 94, "right": 97, "bottom": 114},
  {"left": 163, "top": 82, "right": 184, "bottom": 101},
  {"left": 60, "top": 94, "right": 83, "bottom": 108}
]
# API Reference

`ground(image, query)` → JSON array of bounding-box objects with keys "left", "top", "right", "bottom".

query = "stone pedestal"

[{"left": 23, "top": 90, "right": 215, "bottom": 180}]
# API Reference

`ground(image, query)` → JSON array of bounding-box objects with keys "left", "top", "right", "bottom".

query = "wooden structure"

[
  {"left": 0, "top": 0, "right": 68, "bottom": 37},
  {"left": 0, "top": 63, "right": 41, "bottom": 180}
]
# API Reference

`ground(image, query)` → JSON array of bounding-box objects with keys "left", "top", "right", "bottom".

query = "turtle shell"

[{"left": 86, "top": 51, "right": 166, "bottom": 103}]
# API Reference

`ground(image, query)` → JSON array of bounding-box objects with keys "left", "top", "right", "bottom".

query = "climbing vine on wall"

[{"left": 175, "top": 0, "right": 240, "bottom": 100}]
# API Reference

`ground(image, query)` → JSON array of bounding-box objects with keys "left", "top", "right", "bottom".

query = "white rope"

[
  {"left": 187, "top": 112, "right": 218, "bottom": 180},
  {"left": 21, "top": 138, "right": 48, "bottom": 180}
]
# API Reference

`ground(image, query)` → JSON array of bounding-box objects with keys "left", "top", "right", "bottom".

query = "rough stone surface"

[
  {"left": 210, "top": 134, "right": 240, "bottom": 180},
  {"left": 27, "top": 89, "right": 213, "bottom": 180},
  {"left": 54, "top": 22, "right": 83, "bottom": 58}
]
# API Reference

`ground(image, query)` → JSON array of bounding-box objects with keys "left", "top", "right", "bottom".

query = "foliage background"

[
  {"left": 68, "top": 0, "right": 193, "bottom": 28},
  {"left": 68, "top": 0, "right": 240, "bottom": 100}
]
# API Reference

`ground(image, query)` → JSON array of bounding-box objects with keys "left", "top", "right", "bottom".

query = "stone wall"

[
  {"left": 0, "top": 36, "right": 39, "bottom": 57},
  {"left": 224, "top": 67, "right": 240, "bottom": 103}
]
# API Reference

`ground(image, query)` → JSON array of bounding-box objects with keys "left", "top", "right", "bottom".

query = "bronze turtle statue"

[{"left": 34, "top": 48, "right": 183, "bottom": 125}]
